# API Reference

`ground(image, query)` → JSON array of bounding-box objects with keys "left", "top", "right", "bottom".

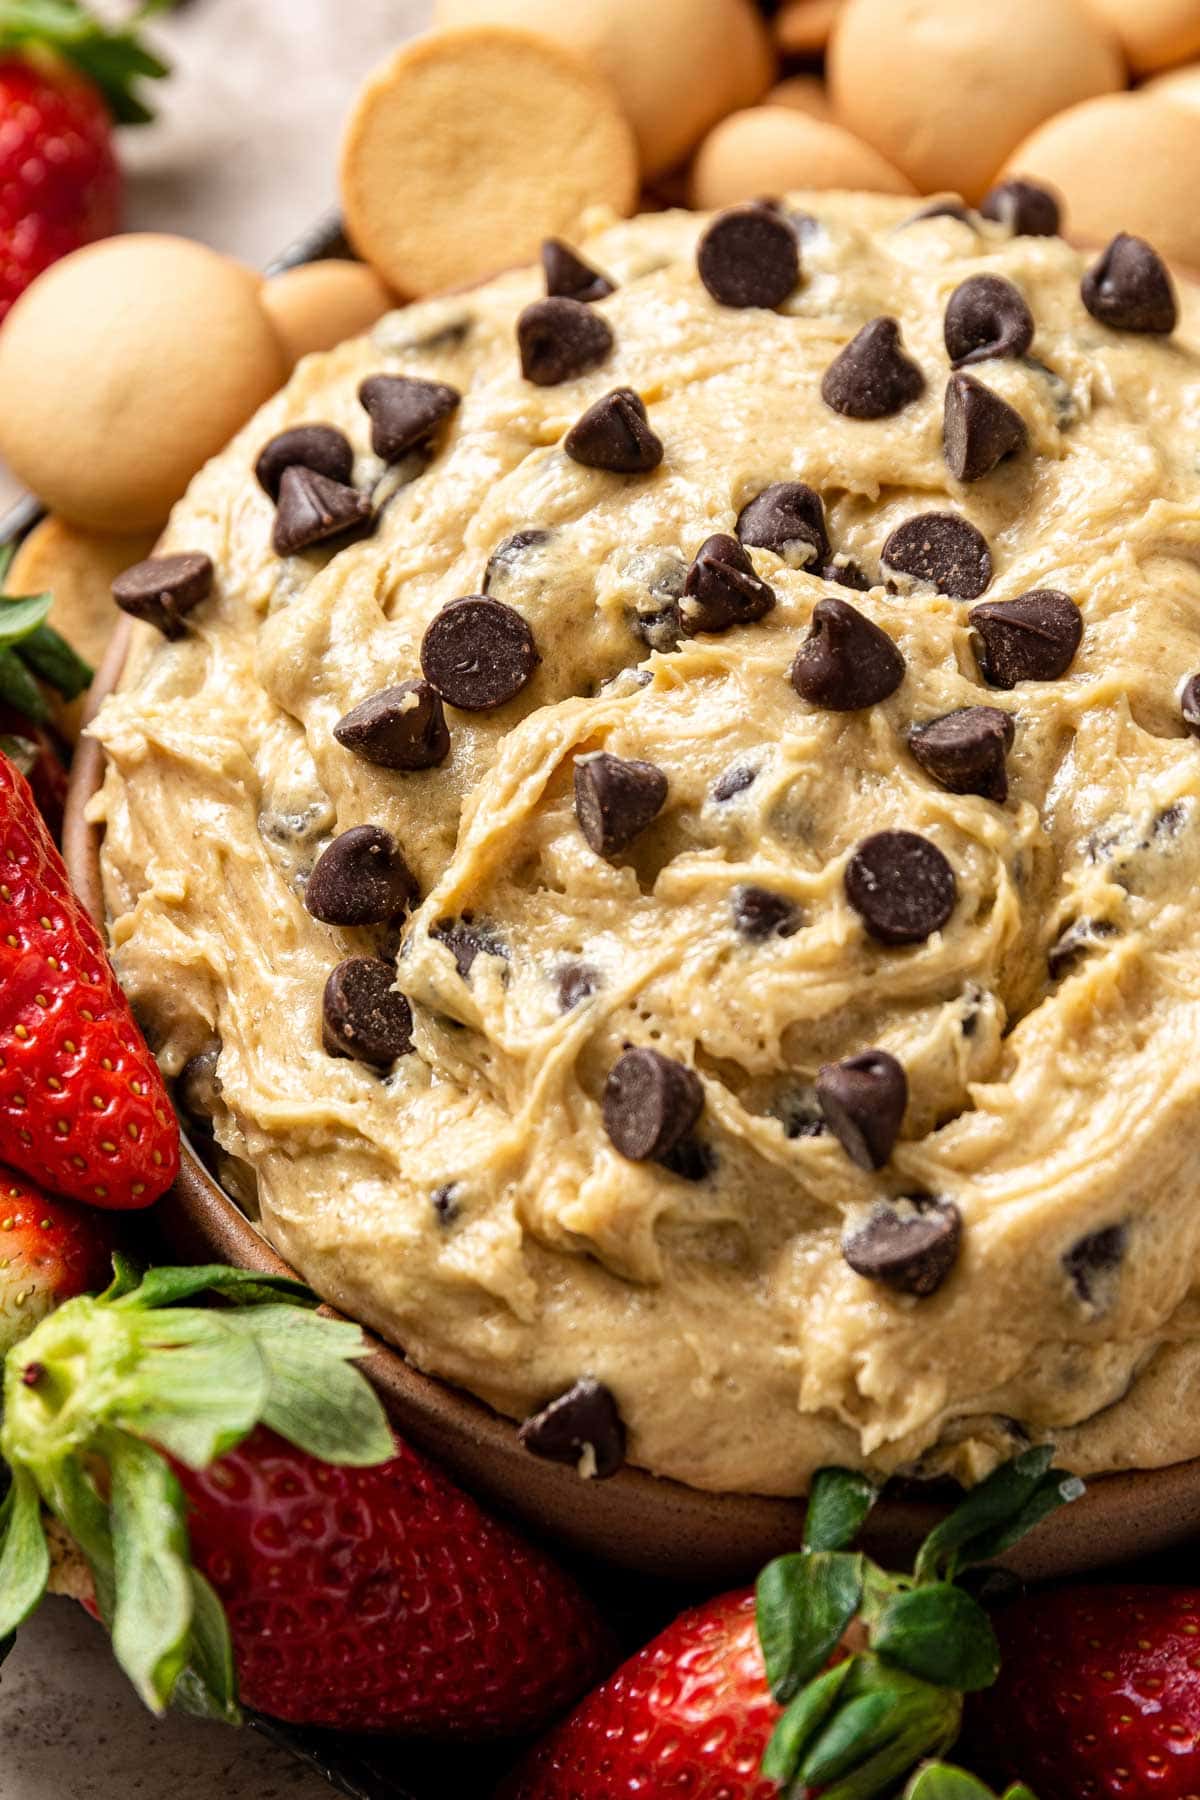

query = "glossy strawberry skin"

[
  {"left": 0, "top": 755, "right": 179, "bottom": 1208},
  {"left": 0, "top": 1167, "right": 113, "bottom": 1354},
  {"left": 966, "top": 1584, "right": 1200, "bottom": 1798},
  {"left": 502, "top": 1588, "right": 780, "bottom": 1799},
  {"left": 0, "top": 53, "right": 121, "bottom": 322},
  {"left": 177, "top": 1427, "right": 614, "bottom": 1737}
]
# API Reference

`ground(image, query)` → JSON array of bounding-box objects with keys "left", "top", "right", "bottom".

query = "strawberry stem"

[{"left": 0, "top": 0, "right": 170, "bottom": 125}]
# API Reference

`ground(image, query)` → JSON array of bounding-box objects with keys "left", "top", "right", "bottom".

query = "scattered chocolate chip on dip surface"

[{"left": 92, "top": 192, "right": 1200, "bottom": 1496}]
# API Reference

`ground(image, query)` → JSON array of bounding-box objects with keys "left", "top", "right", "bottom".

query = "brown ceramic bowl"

[{"left": 63, "top": 617, "right": 1200, "bottom": 1585}]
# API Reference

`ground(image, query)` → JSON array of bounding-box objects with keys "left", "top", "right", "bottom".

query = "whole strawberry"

[
  {"left": 0, "top": 1167, "right": 112, "bottom": 1352},
  {"left": 0, "top": 751, "right": 179, "bottom": 1207},
  {"left": 0, "top": 0, "right": 167, "bottom": 322},
  {"left": 967, "top": 1584, "right": 1200, "bottom": 1798}
]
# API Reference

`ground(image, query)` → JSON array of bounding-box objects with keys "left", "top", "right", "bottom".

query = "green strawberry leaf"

[
  {"left": 0, "top": 0, "right": 171, "bottom": 125},
  {"left": 0, "top": 594, "right": 52, "bottom": 648},
  {"left": 117, "top": 1309, "right": 270, "bottom": 1468},
  {"left": 224, "top": 1306, "right": 393, "bottom": 1466},
  {"left": 763, "top": 1656, "right": 854, "bottom": 1785},
  {"left": 112, "top": 1264, "right": 316, "bottom": 1313},
  {"left": 951, "top": 1471, "right": 1085, "bottom": 1569},
  {"left": 756, "top": 1549, "right": 863, "bottom": 1705},
  {"left": 905, "top": 1764, "right": 1031, "bottom": 1800},
  {"left": 171, "top": 1569, "right": 240, "bottom": 1724},
  {"left": 800, "top": 1689, "right": 905, "bottom": 1787},
  {"left": 873, "top": 1584, "right": 1000, "bottom": 1692},
  {"left": 106, "top": 1429, "right": 194, "bottom": 1712},
  {"left": 99, "top": 1253, "right": 145, "bottom": 1303},
  {"left": 0, "top": 649, "right": 49, "bottom": 723},
  {"left": 913, "top": 1447, "right": 1079, "bottom": 1583},
  {"left": 19, "top": 623, "right": 92, "bottom": 700},
  {"left": 0, "top": 1465, "right": 50, "bottom": 1639},
  {"left": 804, "top": 1468, "right": 880, "bottom": 1553}
]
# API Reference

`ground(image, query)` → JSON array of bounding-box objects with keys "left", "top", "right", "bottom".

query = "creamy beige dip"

[{"left": 93, "top": 194, "right": 1200, "bottom": 1495}]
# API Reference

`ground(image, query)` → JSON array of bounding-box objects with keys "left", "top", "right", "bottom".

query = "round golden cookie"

[
  {"left": 828, "top": 0, "right": 1126, "bottom": 203},
  {"left": 1144, "top": 62, "right": 1200, "bottom": 110},
  {"left": 6, "top": 516, "right": 157, "bottom": 738},
  {"left": 341, "top": 28, "right": 638, "bottom": 298},
  {"left": 690, "top": 105, "right": 915, "bottom": 208},
  {"left": 430, "top": 0, "right": 774, "bottom": 180},
  {"left": 775, "top": 0, "right": 844, "bottom": 55},
  {"left": 1004, "top": 92, "right": 1200, "bottom": 270},
  {"left": 262, "top": 260, "right": 395, "bottom": 370},
  {"left": 767, "top": 77, "right": 835, "bottom": 125},
  {"left": 0, "top": 236, "right": 287, "bottom": 535},
  {"left": 1080, "top": 0, "right": 1200, "bottom": 75}
]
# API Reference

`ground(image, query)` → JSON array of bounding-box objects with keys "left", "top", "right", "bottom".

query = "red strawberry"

[
  {"left": 0, "top": 3, "right": 167, "bottom": 322},
  {"left": 966, "top": 1584, "right": 1200, "bottom": 1798},
  {"left": 0, "top": 751, "right": 179, "bottom": 1207},
  {"left": 0, "top": 1166, "right": 112, "bottom": 1353}
]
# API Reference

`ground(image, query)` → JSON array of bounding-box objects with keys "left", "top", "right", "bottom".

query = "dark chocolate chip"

[
  {"left": 696, "top": 204, "right": 800, "bottom": 309},
  {"left": 712, "top": 764, "right": 756, "bottom": 802},
  {"left": 518, "top": 1378, "right": 626, "bottom": 1479},
  {"left": 842, "top": 1197, "right": 962, "bottom": 1296},
  {"left": 943, "top": 274, "right": 1035, "bottom": 368},
  {"left": 177, "top": 1042, "right": 222, "bottom": 1136},
  {"left": 304, "top": 825, "right": 417, "bottom": 927},
  {"left": 681, "top": 533, "right": 775, "bottom": 634},
  {"left": 358, "top": 374, "right": 461, "bottom": 461},
  {"left": 658, "top": 1136, "right": 716, "bottom": 1182},
  {"left": 736, "top": 482, "right": 830, "bottom": 567},
  {"left": 822, "top": 558, "right": 870, "bottom": 592},
  {"left": 333, "top": 679, "right": 450, "bottom": 771},
  {"left": 1081, "top": 233, "right": 1177, "bottom": 335},
  {"left": 112, "top": 552, "right": 214, "bottom": 641},
  {"left": 732, "top": 884, "right": 801, "bottom": 940},
  {"left": 1048, "top": 916, "right": 1118, "bottom": 978},
  {"left": 564, "top": 387, "right": 664, "bottom": 473},
  {"left": 431, "top": 916, "right": 507, "bottom": 981},
  {"left": 602, "top": 1047, "right": 704, "bottom": 1162},
  {"left": 557, "top": 963, "right": 599, "bottom": 1011},
  {"left": 322, "top": 957, "right": 413, "bottom": 1065},
  {"left": 903, "top": 198, "right": 973, "bottom": 226},
  {"left": 420, "top": 595, "right": 539, "bottom": 711},
  {"left": 845, "top": 831, "right": 957, "bottom": 946},
  {"left": 1182, "top": 673, "right": 1200, "bottom": 737},
  {"left": 482, "top": 528, "right": 552, "bottom": 593},
  {"left": 969, "top": 589, "right": 1082, "bottom": 688},
  {"left": 816, "top": 1049, "right": 908, "bottom": 1170},
  {"left": 821, "top": 317, "right": 925, "bottom": 420},
  {"left": 882, "top": 512, "right": 992, "bottom": 599},
  {"left": 431, "top": 1183, "right": 460, "bottom": 1225},
  {"left": 1063, "top": 1223, "right": 1127, "bottom": 1305},
  {"left": 272, "top": 466, "right": 373, "bottom": 556},
  {"left": 574, "top": 751, "right": 667, "bottom": 856},
  {"left": 980, "top": 179, "right": 1061, "bottom": 237},
  {"left": 255, "top": 424, "right": 354, "bottom": 500},
  {"left": 790, "top": 596, "right": 905, "bottom": 711},
  {"left": 517, "top": 296, "right": 615, "bottom": 386},
  {"left": 908, "top": 707, "right": 1015, "bottom": 802},
  {"left": 542, "top": 238, "right": 615, "bottom": 303},
  {"left": 944, "top": 373, "right": 1028, "bottom": 481}
]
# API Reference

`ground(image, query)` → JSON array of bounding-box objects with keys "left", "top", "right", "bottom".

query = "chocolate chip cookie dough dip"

[{"left": 91, "top": 190, "right": 1200, "bottom": 1498}]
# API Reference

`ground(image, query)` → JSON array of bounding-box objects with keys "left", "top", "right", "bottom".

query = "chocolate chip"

[
  {"left": 358, "top": 374, "right": 461, "bottom": 461},
  {"left": 629, "top": 548, "right": 687, "bottom": 651},
  {"left": 969, "top": 589, "right": 1082, "bottom": 688},
  {"left": 732, "top": 885, "right": 801, "bottom": 940},
  {"left": 564, "top": 387, "right": 664, "bottom": 474},
  {"left": 845, "top": 831, "right": 957, "bottom": 946},
  {"left": 980, "top": 178, "right": 1061, "bottom": 237},
  {"left": 943, "top": 274, "right": 1035, "bottom": 368},
  {"left": 790, "top": 597, "right": 905, "bottom": 711},
  {"left": 821, "top": 317, "right": 925, "bottom": 420},
  {"left": 420, "top": 596, "right": 539, "bottom": 711},
  {"left": 680, "top": 534, "right": 775, "bottom": 634},
  {"left": 542, "top": 238, "right": 615, "bottom": 303},
  {"left": 333, "top": 679, "right": 450, "bottom": 771},
  {"left": 431, "top": 1183, "right": 460, "bottom": 1225},
  {"left": 843, "top": 1197, "right": 962, "bottom": 1296},
  {"left": 177, "top": 1042, "right": 222, "bottom": 1136},
  {"left": 816, "top": 1050, "right": 908, "bottom": 1170},
  {"left": 322, "top": 957, "right": 413, "bottom": 1065},
  {"left": 1048, "top": 916, "right": 1118, "bottom": 978},
  {"left": 112, "top": 552, "right": 214, "bottom": 640},
  {"left": 482, "top": 528, "right": 552, "bottom": 593},
  {"left": 882, "top": 513, "right": 992, "bottom": 599},
  {"left": 518, "top": 1378, "right": 626, "bottom": 1480},
  {"left": 908, "top": 707, "right": 1015, "bottom": 802},
  {"left": 517, "top": 297, "right": 614, "bottom": 386},
  {"left": 1182, "top": 674, "right": 1200, "bottom": 737},
  {"left": 1063, "top": 1223, "right": 1127, "bottom": 1305},
  {"left": 574, "top": 751, "right": 667, "bottom": 857},
  {"left": 944, "top": 373, "right": 1027, "bottom": 482},
  {"left": 1081, "top": 233, "right": 1177, "bottom": 335},
  {"left": 255, "top": 424, "right": 354, "bottom": 500},
  {"left": 822, "top": 558, "right": 871, "bottom": 592},
  {"left": 602, "top": 1047, "right": 703, "bottom": 1162},
  {"left": 304, "top": 825, "right": 417, "bottom": 926},
  {"left": 713, "top": 764, "right": 756, "bottom": 802},
  {"left": 659, "top": 1136, "right": 716, "bottom": 1182},
  {"left": 431, "top": 916, "right": 506, "bottom": 981},
  {"left": 696, "top": 204, "right": 800, "bottom": 309},
  {"left": 736, "top": 482, "right": 830, "bottom": 568},
  {"left": 557, "top": 963, "right": 599, "bottom": 1010},
  {"left": 910, "top": 199, "right": 974, "bottom": 225},
  {"left": 272, "top": 466, "right": 373, "bottom": 556}
]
